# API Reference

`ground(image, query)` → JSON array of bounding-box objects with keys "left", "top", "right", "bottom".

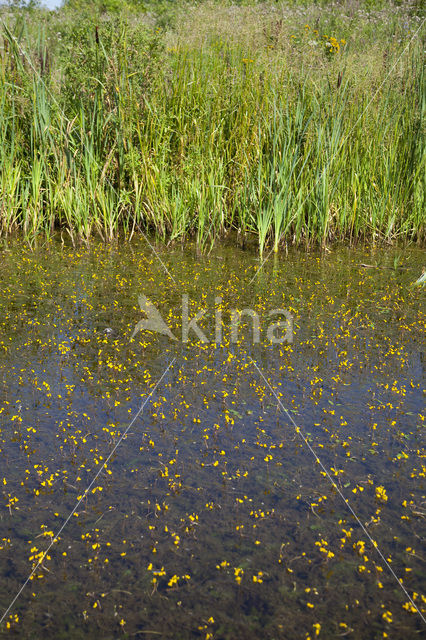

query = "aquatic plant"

[{"left": 0, "top": 241, "right": 424, "bottom": 637}]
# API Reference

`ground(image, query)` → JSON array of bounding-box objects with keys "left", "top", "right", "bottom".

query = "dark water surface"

[{"left": 0, "top": 239, "right": 424, "bottom": 639}]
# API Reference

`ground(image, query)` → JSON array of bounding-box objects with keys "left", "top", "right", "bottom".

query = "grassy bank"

[{"left": 0, "top": 1, "right": 424, "bottom": 254}]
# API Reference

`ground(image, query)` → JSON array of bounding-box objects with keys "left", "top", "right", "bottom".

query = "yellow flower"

[
  {"left": 234, "top": 567, "right": 244, "bottom": 584},
  {"left": 375, "top": 486, "right": 388, "bottom": 502},
  {"left": 382, "top": 610, "right": 393, "bottom": 623}
]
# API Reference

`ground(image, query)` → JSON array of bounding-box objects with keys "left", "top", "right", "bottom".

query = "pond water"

[{"left": 0, "top": 239, "right": 424, "bottom": 639}]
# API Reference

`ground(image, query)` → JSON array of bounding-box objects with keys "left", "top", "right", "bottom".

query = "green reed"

[{"left": 0, "top": 2, "right": 424, "bottom": 251}]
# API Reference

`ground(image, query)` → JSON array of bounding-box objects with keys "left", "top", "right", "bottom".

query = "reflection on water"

[{"left": 0, "top": 239, "right": 424, "bottom": 639}]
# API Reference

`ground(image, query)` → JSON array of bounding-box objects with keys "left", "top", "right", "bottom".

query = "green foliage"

[{"left": 0, "top": 1, "right": 424, "bottom": 251}]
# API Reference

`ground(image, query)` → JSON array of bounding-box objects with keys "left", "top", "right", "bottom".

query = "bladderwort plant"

[{"left": 0, "top": 1, "right": 424, "bottom": 251}]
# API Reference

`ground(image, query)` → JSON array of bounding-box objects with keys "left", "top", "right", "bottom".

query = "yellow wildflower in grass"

[{"left": 325, "top": 36, "right": 340, "bottom": 54}]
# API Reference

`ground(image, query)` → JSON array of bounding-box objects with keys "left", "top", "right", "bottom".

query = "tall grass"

[{"left": 0, "top": 1, "right": 424, "bottom": 252}]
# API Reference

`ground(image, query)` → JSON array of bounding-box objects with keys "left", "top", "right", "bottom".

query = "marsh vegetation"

[{"left": 0, "top": 0, "right": 424, "bottom": 253}]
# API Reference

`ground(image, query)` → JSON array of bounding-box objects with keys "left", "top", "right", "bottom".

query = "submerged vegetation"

[
  {"left": 0, "top": 0, "right": 424, "bottom": 255},
  {"left": 0, "top": 242, "right": 425, "bottom": 638}
]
